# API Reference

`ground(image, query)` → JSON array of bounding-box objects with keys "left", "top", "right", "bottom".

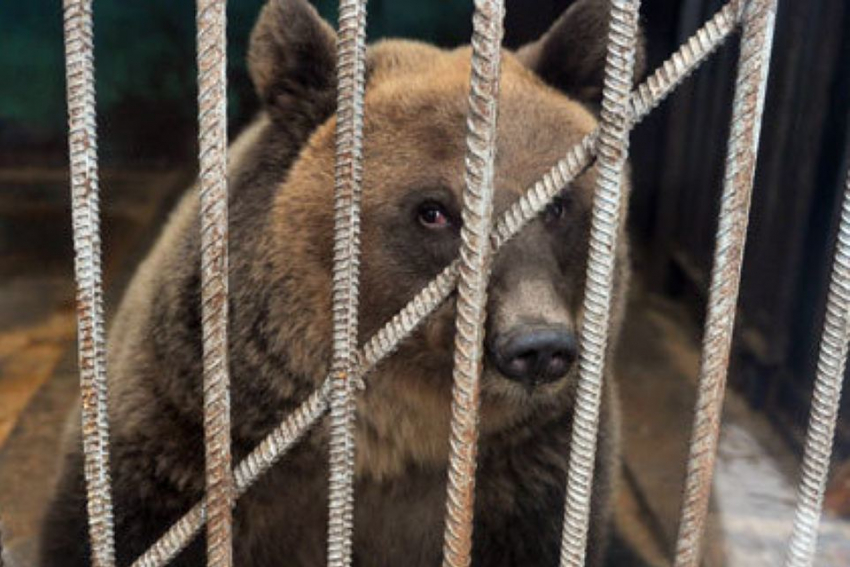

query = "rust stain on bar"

[
  {"left": 130, "top": 3, "right": 742, "bottom": 562},
  {"left": 559, "top": 2, "right": 642, "bottom": 566},
  {"left": 327, "top": 1, "right": 368, "bottom": 567},
  {"left": 673, "top": 1, "right": 778, "bottom": 565},
  {"left": 62, "top": 0, "right": 116, "bottom": 565},
  {"left": 441, "top": 1, "right": 505, "bottom": 566},
  {"left": 196, "top": 0, "right": 234, "bottom": 566}
]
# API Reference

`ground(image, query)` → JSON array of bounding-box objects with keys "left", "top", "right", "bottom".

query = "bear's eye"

[
  {"left": 417, "top": 202, "right": 451, "bottom": 229},
  {"left": 543, "top": 196, "right": 568, "bottom": 223}
]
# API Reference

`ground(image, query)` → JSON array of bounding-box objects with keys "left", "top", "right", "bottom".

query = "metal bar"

[
  {"left": 441, "top": 1, "right": 505, "bottom": 566},
  {"left": 366, "top": 0, "right": 740, "bottom": 373},
  {"left": 196, "top": 0, "right": 233, "bottom": 565},
  {"left": 62, "top": 1, "right": 115, "bottom": 565},
  {"left": 559, "top": 2, "right": 642, "bottom": 565},
  {"left": 131, "top": 4, "right": 740, "bottom": 561},
  {"left": 131, "top": 386, "right": 329, "bottom": 567},
  {"left": 327, "top": 1, "right": 368, "bottom": 566},
  {"left": 784, "top": 166, "right": 850, "bottom": 567},
  {"left": 630, "top": 0, "right": 745, "bottom": 122},
  {"left": 673, "top": 1, "right": 778, "bottom": 565}
]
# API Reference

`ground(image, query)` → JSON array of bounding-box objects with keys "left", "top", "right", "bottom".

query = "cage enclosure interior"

[{"left": 0, "top": 1, "right": 849, "bottom": 566}]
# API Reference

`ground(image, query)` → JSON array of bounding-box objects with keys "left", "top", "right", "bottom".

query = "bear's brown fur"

[{"left": 39, "top": 1, "right": 642, "bottom": 565}]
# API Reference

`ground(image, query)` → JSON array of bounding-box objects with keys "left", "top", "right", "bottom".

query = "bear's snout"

[{"left": 488, "top": 324, "right": 578, "bottom": 386}]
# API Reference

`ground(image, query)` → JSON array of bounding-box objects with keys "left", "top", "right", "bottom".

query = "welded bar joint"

[
  {"left": 196, "top": 0, "right": 233, "bottom": 565},
  {"left": 673, "top": 1, "right": 778, "bottom": 566},
  {"left": 558, "top": 2, "right": 642, "bottom": 566},
  {"left": 62, "top": 0, "right": 116, "bottom": 565},
  {"left": 784, "top": 165, "right": 850, "bottom": 567},
  {"left": 441, "top": 1, "right": 505, "bottom": 566}
]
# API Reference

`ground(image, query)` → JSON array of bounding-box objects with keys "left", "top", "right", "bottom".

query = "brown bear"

[{"left": 39, "top": 0, "right": 643, "bottom": 565}]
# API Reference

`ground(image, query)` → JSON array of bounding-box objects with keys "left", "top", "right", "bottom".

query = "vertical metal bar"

[
  {"left": 673, "top": 1, "right": 777, "bottom": 565},
  {"left": 364, "top": 0, "right": 741, "bottom": 376},
  {"left": 196, "top": 0, "right": 233, "bottom": 565},
  {"left": 62, "top": 1, "right": 116, "bottom": 565},
  {"left": 132, "top": 386, "right": 329, "bottom": 567},
  {"left": 558, "top": 2, "right": 641, "bottom": 566},
  {"left": 441, "top": 2, "right": 505, "bottom": 566},
  {"left": 785, "top": 166, "right": 850, "bottom": 567},
  {"left": 327, "top": 0, "right": 368, "bottom": 566}
]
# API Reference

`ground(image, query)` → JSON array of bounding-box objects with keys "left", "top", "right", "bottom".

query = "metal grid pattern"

[
  {"left": 195, "top": 1, "right": 234, "bottom": 566},
  {"left": 114, "top": 1, "right": 756, "bottom": 564},
  {"left": 51, "top": 0, "right": 850, "bottom": 566},
  {"left": 674, "top": 1, "right": 777, "bottom": 565},
  {"left": 785, "top": 166, "right": 850, "bottom": 567},
  {"left": 441, "top": 2, "right": 505, "bottom": 566},
  {"left": 62, "top": 1, "right": 116, "bottom": 565}
]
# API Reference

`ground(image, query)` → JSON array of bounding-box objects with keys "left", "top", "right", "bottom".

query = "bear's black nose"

[{"left": 490, "top": 326, "right": 578, "bottom": 386}]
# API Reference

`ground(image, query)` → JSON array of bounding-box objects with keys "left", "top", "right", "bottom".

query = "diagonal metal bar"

[
  {"left": 784, "top": 165, "right": 850, "bottom": 567},
  {"left": 196, "top": 0, "right": 233, "bottom": 566},
  {"left": 327, "top": 1, "right": 368, "bottom": 566},
  {"left": 130, "top": 4, "right": 740, "bottom": 563},
  {"left": 559, "top": 2, "right": 642, "bottom": 566},
  {"left": 440, "top": 1, "right": 505, "bottom": 566},
  {"left": 131, "top": 385, "right": 329, "bottom": 567},
  {"left": 673, "top": 1, "right": 778, "bottom": 565},
  {"left": 364, "top": 0, "right": 741, "bottom": 375},
  {"left": 62, "top": 1, "right": 116, "bottom": 565}
]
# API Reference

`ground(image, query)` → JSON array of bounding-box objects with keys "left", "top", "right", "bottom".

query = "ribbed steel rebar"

[
  {"left": 364, "top": 0, "right": 738, "bottom": 374},
  {"left": 131, "top": 386, "right": 329, "bottom": 567},
  {"left": 196, "top": 1, "right": 233, "bottom": 566},
  {"left": 440, "top": 2, "right": 505, "bottom": 566},
  {"left": 130, "top": 5, "right": 739, "bottom": 562},
  {"left": 673, "top": 1, "right": 778, "bottom": 565},
  {"left": 328, "top": 1, "right": 368, "bottom": 566},
  {"left": 784, "top": 165, "right": 850, "bottom": 567},
  {"left": 62, "top": 1, "right": 115, "bottom": 565},
  {"left": 559, "top": 2, "right": 642, "bottom": 566}
]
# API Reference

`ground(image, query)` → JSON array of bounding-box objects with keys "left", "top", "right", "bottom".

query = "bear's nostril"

[
  {"left": 492, "top": 326, "right": 577, "bottom": 386},
  {"left": 506, "top": 350, "right": 536, "bottom": 377}
]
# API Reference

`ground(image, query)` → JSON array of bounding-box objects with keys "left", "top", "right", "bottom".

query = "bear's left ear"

[
  {"left": 248, "top": 0, "right": 337, "bottom": 127},
  {"left": 516, "top": 0, "right": 646, "bottom": 106}
]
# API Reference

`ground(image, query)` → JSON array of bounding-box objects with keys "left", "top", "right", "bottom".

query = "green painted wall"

[{"left": 1, "top": 0, "right": 472, "bottom": 162}]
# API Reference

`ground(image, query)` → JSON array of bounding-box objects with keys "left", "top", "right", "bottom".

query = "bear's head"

[{"left": 248, "top": 0, "right": 643, "bottom": 476}]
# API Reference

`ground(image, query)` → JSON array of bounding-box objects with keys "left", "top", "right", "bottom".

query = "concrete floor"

[{"left": 1, "top": 166, "right": 848, "bottom": 566}]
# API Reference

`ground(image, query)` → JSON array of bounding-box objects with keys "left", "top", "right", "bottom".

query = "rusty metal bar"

[
  {"left": 131, "top": 386, "right": 329, "bottom": 567},
  {"left": 131, "top": 3, "right": 740, "bottom": 561},
  {"left": 365, "top": 0, "right": 739, "bottom": 373},
  {"left": 673, "top": 1, "right": 778, "bottom": 565},
  {"left": 327, "top": 1, "right": 368, "bottom": 566},
  {"left": 440, "top": 1, "right": 505, "bottom": 566},
  {"left": 784, "top": 165, "right": 850, "bottom": 567},
  {"left": 196, "top": 0, "right": 233, "bottom": 565},
  {"left": 62, "top": 1, "right": 116, "bottom": 565},
  {"left": 559, "top": 2, "right": 642, "bottom": 566}
]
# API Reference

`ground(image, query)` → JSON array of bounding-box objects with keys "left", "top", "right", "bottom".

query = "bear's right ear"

[{"left": 248, "top": 0, "right": 337, "bottom": 126}]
